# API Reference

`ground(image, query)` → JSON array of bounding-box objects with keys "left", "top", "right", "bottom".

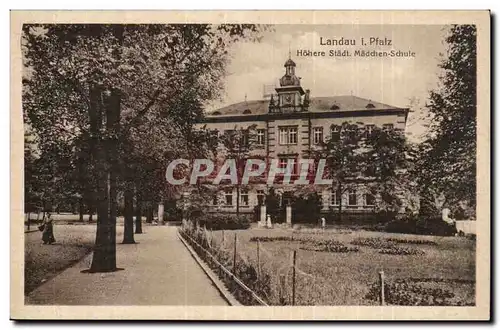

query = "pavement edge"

[{"left": 176, "top": 230, "right": 241, "bottom": 306}]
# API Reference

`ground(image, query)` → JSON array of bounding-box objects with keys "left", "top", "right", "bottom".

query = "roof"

[
  {"left": 284, "top": 58, "right": 296, "bottom": 67},
  {"left": 208, "top": 96, "right": 405, "bottom": 117}
]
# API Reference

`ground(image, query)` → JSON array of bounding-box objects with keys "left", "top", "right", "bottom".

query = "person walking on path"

[{"left": 40, "top": 213, "right": 56, "bottom": 244}]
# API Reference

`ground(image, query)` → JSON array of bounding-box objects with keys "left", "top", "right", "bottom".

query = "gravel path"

[{"left": 26, "top": 226, "right": 229, "bottom": 306}]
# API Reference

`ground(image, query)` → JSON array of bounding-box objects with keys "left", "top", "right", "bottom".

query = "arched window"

[{"left": 243, "top": 109, "right": 252, "bottom": 114}]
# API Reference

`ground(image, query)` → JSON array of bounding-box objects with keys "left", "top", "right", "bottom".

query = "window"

[
  {"left": 241, "top": 130, "right": 249, "bottom": 147},
  {"left": 212, "top": 193, "right": 218, "bottom": 206},
  {"left": 365, "top": 125, "right": 375, "bottom": 138},
  {"left": 257, "top": 129, "right": 266, "bottom": 145},
  {"left": 243, "top": 109, "right": 252, "bottom": 114},
  {"left": 365, "top": 193, "right": 376, "bottom": 206},
  {"left": 330, "top": 189, "right": 342, "bottom": 206},
  {"left": 279, "top": 158, "right": 297, "bottom": 174},
  {"left": 224, "top": 189, "right": 233, "bottom": 206},
  {"left": 279, "top": 126, "right": 298, "bottom": 145},
  {"left": 257, "top": 190, "right": 265, "bottom": 205},
  {"left": 289, "top": 158, "right": 297, "bottom": 174},
  {"left": 282, "top": 192, "right": 293, "bottom": 207},
  {"left": 382, "top": 124, "right": 394, "bottom": 132},
  {"left": 330, "top": 125, "right": 340, "bottom": 141},
  {"left": 313, "top": 127, "right": 323, "bottom": 145},
  {"left": 348, "top": 189, "right": 358, "bottom": 206},
  {"left": 240, "top": 190, "right": 249, "bottom": 206},
  {"left": 279, "top": 158, "right": 288, "bottom": 169}
]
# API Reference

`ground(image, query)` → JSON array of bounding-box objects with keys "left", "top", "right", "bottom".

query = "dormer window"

[
  {"left": 212, "top": 111, "right": 221, "bottom": 115},
  {"left": 243, "top": 109, "right": 252, "bottom": 114},
  {"left": 330, "top": 104, "right": 340, "bottom": 110},
  {"left": 365, "top": 103, "right": 375, "bottom": 109}
]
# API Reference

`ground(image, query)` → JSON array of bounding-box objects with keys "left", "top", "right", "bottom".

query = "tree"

[
  {"left": 315, "top": 122, "right": 409, "bottom": 223},
  {"left": 291, "top": 188, "right": 322, "bottom": 224},
  {"left": 315, "top": 122, "right": 368, "bottom": 223},
  {"left": 265, "top": 187, "right": 280, "bottom": 223},
  {"left": 416, "top": 25, "right": 477, "bottom": 214},
  {"left": 364, "top": 126, "right": 409, "bottom": 218},
  {"left": 218, "top": 125, "right": 259, "bottom": 216},
  {"left": 23, "top": 24, "right": 264, "bottom": 272}
]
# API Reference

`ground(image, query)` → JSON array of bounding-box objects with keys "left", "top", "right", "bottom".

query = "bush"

[
  {"left": 350, "top": 237, "right": 395, "bottom": 249},
  {"left": 416, "top": 217, "right": 457, "bottom": 236},
  {"left": 465, "top": 233, "right": 476, "bottom": 241},
  {"left": 253, "top": 205, "right": 261, "bottom": 222},
  {"left": 179, "top": 226, "right": 272, "bottom": 305},
  {"left": 378, "top": 246, "right": 424, "bottom": 256},
  {"left": 385, "top": 218, "right": 417, "bottom": 234},
  {"left": 198, "top": 214, "right": 251, "bottom": 230},
  {"left": 365, "top": 278, "right": 474, "bottom": 306},
  {"left": 386, "top": 238, "right": 437, "bottom": 246},
  {"left": 251, "top": 236, "right": 359, "bottom": 253},
  {"left": 265, "top": 188, "right": 282, "bottom": 223},
  {"left": 300, "top": 242, "right": 359, "bottom": 253},
  {"left": 164, "top": 201, "right": 183, "bottom": 222},
  {"left": 250, "top": 236, "right": 296, "bottom": 243},
  {"left": 324, "top": 211, "right": 380, "bottom": 226},
  {"left": 385, "top": 215, "right": 457, "bottom": 236},
  {"left": 291, "top": 192, "right": 322, "bottom": 224},
  {"left": 374, "top": 210, "right": 399, "bottom": 223}
]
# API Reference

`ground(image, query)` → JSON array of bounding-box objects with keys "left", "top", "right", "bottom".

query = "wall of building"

[{"left": 189, "top": 107, "right": 408, "bottom": 219}]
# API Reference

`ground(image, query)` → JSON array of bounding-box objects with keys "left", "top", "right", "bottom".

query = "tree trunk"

[
  {"left": 89, "top": 25, "right": 124, "bottom": 272},
  {"left": 158, "top": 202, "right": 164, "bottom": 225},
  {"left": 79, "top": 198, "right": 84, "bottom": 222},
  {"left": 236, "top": 185, "right": 240, "bottom": 217},
  {"left": 338, "top": 183, "right": 343, "bottom": 224},
  {"left": 146, "top": 201, "right": 153, "bottom": 223},
  {"left": 135, "top": 186, "right": 143, "bottom": 234},
  {"left": 88, "top": 84, "right": 117, "bottom": 273},
  {"left": 122, "top": 183, "right": 135, "bottom": 244}
]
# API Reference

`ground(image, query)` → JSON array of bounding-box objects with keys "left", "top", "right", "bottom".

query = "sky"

[{"left": 207, "top": 24, "right": 450, "bottom": 142}]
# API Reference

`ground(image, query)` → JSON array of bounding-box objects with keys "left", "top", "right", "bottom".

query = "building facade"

[{"left": 196, "top": 57, "right": 409, "bottom": 216}]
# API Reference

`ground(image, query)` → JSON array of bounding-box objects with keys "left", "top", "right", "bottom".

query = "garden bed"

[{"left": 204, "top": 227, "right": 475, "bottom": 305}]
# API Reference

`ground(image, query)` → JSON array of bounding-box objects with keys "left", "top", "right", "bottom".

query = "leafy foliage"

[
  {"left": 179, "top": 222, "right": 272, "bottom": 305},
  {"left": 385, "top": 216, "right": 457, "bottom": 236},
  {"left": 386, "top": 238, "right": 437, "bottom": 246},
  {"left": 365, "top": 278, "right": 474, "bottom": 306},
  {"left": 197, "top": 214, "right": 251, "bottom": 230},
  {"left": 350, "top": 237, "right": 395, "bottom": 249},
  {"left": 290, "top": 191, "right": 322, "bottom": 224},
  {"left": 217, "top": 124, "right": 261, "bottom": 215},
  {"left": 415, "top": 25, "right": 477, "bottom": 213},
  {"left": 313, "top": 121, "right": 409, "bottom": 221},
  {"left": 23, "top": 23, "right": 264, "bottom": 270},
  {"left": 378, "top": 246, "right": 425, "bottom": 256},
  {"left": 264, "top": 187, "right": 282, "bottom": 222}
]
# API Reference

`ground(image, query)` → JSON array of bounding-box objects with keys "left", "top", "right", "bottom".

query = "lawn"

[
  {"left": 204, "top": 226, "right": 475, "bottom": 306},
  {"left": 24, "top": 225, "right": 124, "bottom": 295}
]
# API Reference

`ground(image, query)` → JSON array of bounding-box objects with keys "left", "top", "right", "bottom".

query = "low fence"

[{"left": 179, "top": 221, "right": 394, "bottom": 306}]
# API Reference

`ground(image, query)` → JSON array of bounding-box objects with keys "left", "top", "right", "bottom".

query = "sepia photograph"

[{"left": 10, "top": 10, "right": 490, "bottom": 320}]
